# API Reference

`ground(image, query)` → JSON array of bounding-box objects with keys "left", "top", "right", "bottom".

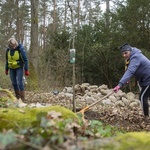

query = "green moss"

[
  {"left": 103, "top": 132, "right": 150, "bottom": 150},
  {"left": 0, "top": 105, "right": 79, "bottom": 131},
  {"left": 116, "top": 132, "right": 150, "bottom": 150},
  {"left": 27, "top": 62, "right": 38, "bottom": 90},
  {"left": 0, "top": 89, "right": 16, "bottom": 101},
  {"left": 0, "top": 60, "right": 10, "bottom": 88}
]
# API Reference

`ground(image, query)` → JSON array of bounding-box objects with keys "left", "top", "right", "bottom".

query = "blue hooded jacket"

[
  {"left": 5, "top": 43, "right": 28, "bottom": 71},
  {"left": 118, "top": 47, "right": 150, "bottom": 87}
]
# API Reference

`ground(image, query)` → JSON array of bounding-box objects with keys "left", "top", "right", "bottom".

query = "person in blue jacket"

[
  {"left": 113, "top": 43, "right": 150, "bottom": 117},
  {"left": 5, "top": 38, "right": 29, "bottom": 102}
]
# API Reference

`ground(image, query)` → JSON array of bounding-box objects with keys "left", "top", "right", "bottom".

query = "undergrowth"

[{"left": 0, "top": 110, "right": 123, "bottom": 149}]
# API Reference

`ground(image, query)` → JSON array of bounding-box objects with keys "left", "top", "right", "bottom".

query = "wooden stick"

[{"left": 78, "top": 91, "right": 114, "bottom": 113}]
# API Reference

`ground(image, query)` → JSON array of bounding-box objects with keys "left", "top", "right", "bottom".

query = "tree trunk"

[
  {"left": 106, "top": 0, "right": 110, "bottom": 28},
  {"left": 30, "top": 0, "right": 39, "bottom": 72},
  {"left": 77, "top": 0, "right": 80, "bottom": 29},
  {"left": 53, "top": 0, "right": 56, "bottom": 33}
]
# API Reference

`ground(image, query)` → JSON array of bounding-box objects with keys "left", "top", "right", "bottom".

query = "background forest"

[{"left": 0, "top": 0, "right": 150, "bottom": 92}]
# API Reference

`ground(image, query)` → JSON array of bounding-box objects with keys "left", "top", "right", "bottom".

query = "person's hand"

[
  {"left": 5, "top": 70, "right": 8, "bottom": 75},
  {"left": 113, "top": 85, "right": 120, "bottom": 93},
  {"left": 25, "top": 70, "right": 29, "bottom": 76}
]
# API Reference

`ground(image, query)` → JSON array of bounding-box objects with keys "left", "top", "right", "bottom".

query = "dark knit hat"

[{"left": 120, "top": 43, "right": 132, "bottom": 52}]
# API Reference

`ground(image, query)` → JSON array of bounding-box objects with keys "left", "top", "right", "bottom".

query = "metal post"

[
  {"left": 68, "top": 1, "right": 76, "bottom": 112},
  {"left": 73, "top": 61, "right": 76, "bottom": 112}
]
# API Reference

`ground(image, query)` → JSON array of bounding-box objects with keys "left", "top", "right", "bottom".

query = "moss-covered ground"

[{"left": 0, "top": 105, "right": 79, "bottom": 131}]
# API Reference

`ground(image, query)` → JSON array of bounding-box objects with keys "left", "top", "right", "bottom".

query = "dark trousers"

[{"left": 139, "top": 85, "right": 150, "bottom": 117}]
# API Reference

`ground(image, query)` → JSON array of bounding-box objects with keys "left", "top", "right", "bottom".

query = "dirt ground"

[
  {"left": 25, "top": 91, "right": 150, "bottom": 132},
  {"left": 84, "top": 108, "right": 150, "bottom": 132}
]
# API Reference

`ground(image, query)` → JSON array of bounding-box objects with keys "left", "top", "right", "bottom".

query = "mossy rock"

[
  {"left": 111, "top": 132, "right": 150, "bottom": 150},
  {"left": 0, "top": 88, "right": 16, "bottom": 102},
  {"left": 0, "top": 105, "right": 79, "bottom": 131},
  {"left": 80, "top": 132, "right": 150, "bottom": 150}
]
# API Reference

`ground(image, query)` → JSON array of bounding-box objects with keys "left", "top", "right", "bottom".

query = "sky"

[{"left": 101, "top": 1, "right": 114, "bottom": 12}]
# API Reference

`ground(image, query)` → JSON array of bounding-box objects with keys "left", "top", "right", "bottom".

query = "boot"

[
  {"left": 19, "top": 90, "right": 27, "bottom": 103},
  {"left": 14, "top": 90, "right": 20, "bottom": 99}
]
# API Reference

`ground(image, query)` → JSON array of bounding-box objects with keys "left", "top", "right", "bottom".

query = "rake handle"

[{"left": 88, "top": 91, "right": 114, "bottom": 109}]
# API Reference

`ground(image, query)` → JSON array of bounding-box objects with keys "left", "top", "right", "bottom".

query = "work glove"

[
  {"left": 5, "top": 70, "right": 8, "bottom": 75},
  {"left": 113, "top": 85, "right": 120, "bottom": 93},
  {"left": 25, "top": 70, "right": 29, "bottom": 76}
]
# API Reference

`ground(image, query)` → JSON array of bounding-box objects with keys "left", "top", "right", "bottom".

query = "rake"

[{"left": 77, "top": 91, "right": 114, "bottom": 121}]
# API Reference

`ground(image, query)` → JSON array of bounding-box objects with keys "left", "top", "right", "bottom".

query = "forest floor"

[
  {"left": 84, "top": 109, "right": 150, "bottom": 132},
  {"left": 25, "top": 91, "right": 150, "bottom": 133},
  {"left": 1, "top": 89, "right": 150, "bottom": 149}
]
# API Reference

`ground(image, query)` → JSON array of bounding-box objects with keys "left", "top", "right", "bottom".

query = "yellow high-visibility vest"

[{"left": 8, "top": 50, "right": 21, "bottom": 69}]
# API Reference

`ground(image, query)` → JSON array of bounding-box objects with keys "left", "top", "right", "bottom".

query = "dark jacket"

[{"left": 118, "top": 47, "right": 150, "bottom": 87}]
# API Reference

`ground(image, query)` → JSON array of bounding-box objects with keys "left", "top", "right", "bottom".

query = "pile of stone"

[
  {"left": 26, "top": 83, "right": 141, "bottom": 111},
  {"left": 61, "top": 83, "right": 141, "bottom": 112},
  {"left": 25, "top": 83, "right": 150, "bottom": 131}
]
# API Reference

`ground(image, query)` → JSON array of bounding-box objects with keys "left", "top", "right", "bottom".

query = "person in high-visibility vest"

[{"left": 5, "top": 37, "right": 29, "bottom": 102}]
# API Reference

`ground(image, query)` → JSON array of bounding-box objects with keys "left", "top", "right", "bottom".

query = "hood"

[{"left": 130, "top": 47, "right": 142, "bottom": 58}]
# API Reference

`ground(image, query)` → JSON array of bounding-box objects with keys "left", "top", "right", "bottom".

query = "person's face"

[
  {"left": 9, "top": 43, "right": 17, "bottom": 50},
  {"left": 122, "top": 51, "right": 131, "bottom": 60}
]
